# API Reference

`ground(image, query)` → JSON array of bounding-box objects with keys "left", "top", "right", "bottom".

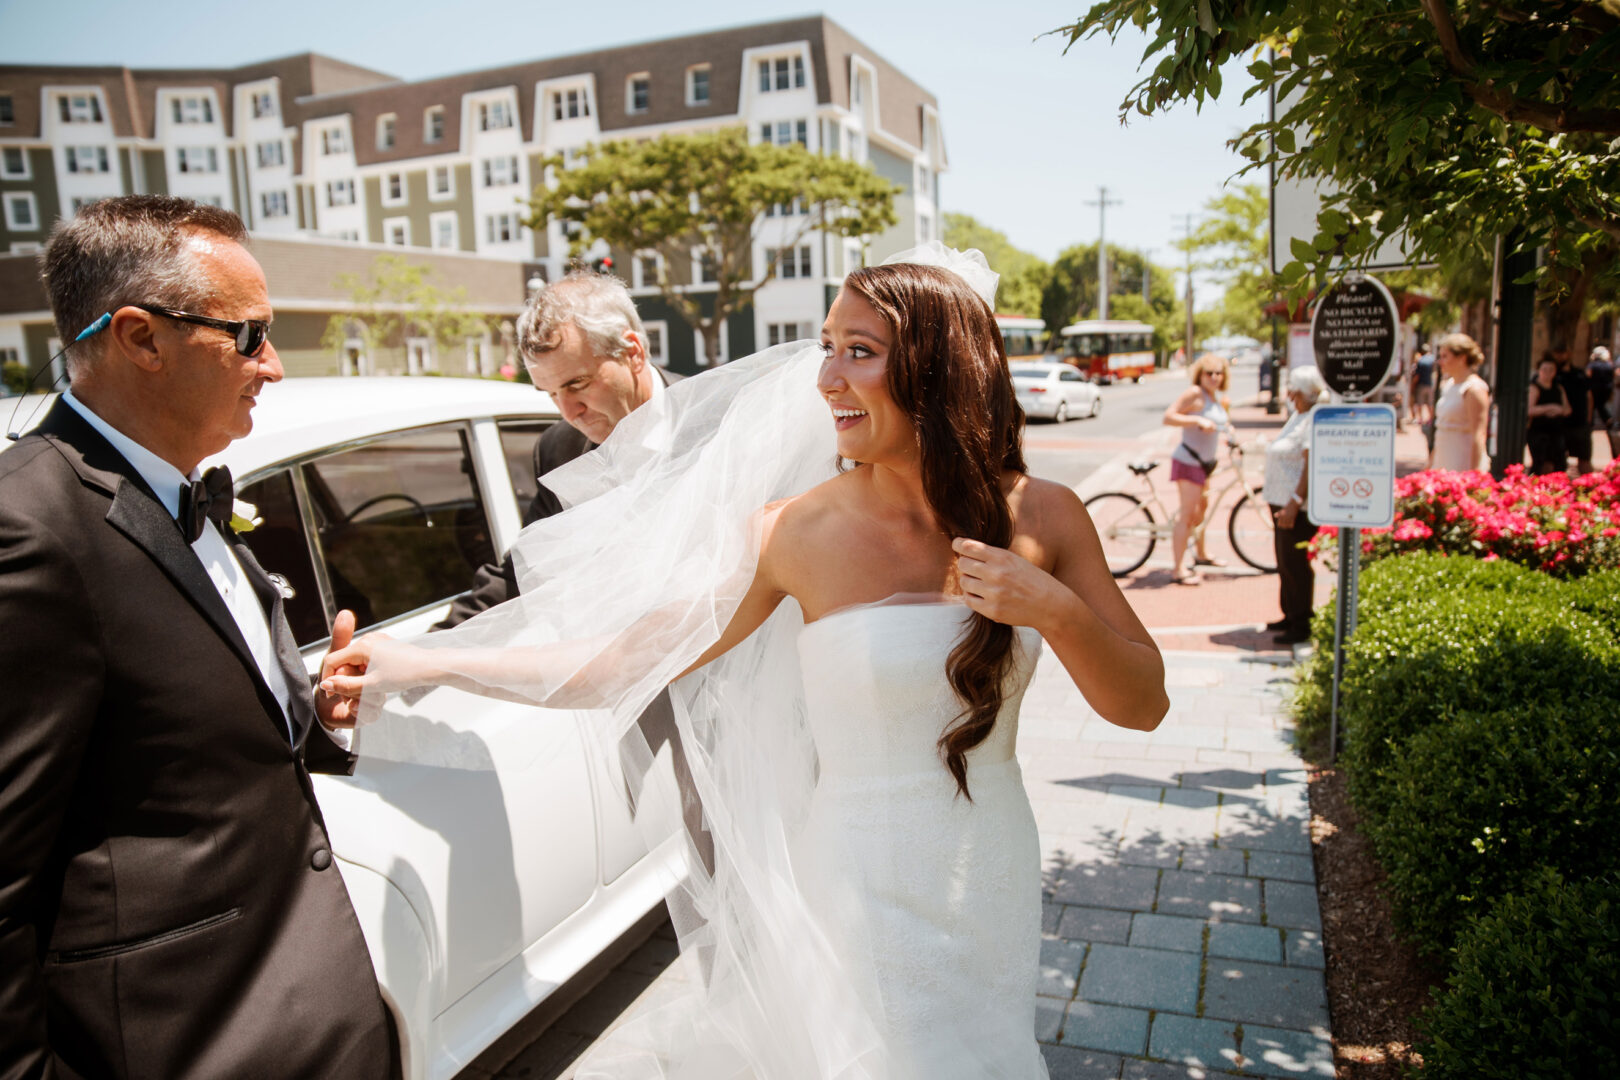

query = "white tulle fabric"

[{"left": 358, "top": 246, "right": 1049, "bottom": 1077}]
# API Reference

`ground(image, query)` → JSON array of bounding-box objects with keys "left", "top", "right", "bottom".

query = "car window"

[
  {"left": 1060, "top": 369, "right": 1083, "bottom": 382},
  {"left": 1009, "top": 365, "right": 1052, "bottom": 379},
  {"left": 496, "top": 417, "right": 558, "bottom": 525},
  {"left": 300, "top": 425, "right": 497, "bottom": 632},
  {"left": 235, "top": 469, "right": 329, "bottom": 648}
]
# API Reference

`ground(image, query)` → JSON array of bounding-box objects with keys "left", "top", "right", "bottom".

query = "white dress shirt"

[{"left": 61, "top": 391, "right": 296, "bottom": 743}]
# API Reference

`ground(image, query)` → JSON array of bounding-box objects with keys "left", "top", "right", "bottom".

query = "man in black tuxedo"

[{"left": 0, "top": 197, "right": 394, "bottom": 1079}]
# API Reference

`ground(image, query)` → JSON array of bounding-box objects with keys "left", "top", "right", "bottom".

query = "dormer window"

[
  {"left": 376, "top": 114, "right": 396, "bottom": 150},
  {"left": 58, "top": 94, "right": 104, "bottom": 123},
  {"left": 686, "top": 65, "right": 711, "bottom": 106},
  {"left": 321, "top": 127, "right": 348, "bottom": 155},
  {"left": 551, "top": 88, "right": 590, "bottom": 121},
  {"left": 251, "top": 91, "right": 276, "bottom": 119},
  {"left": 171, "top": 95, "right": 214, "bottom": 124},
  {"left": 478, "top": 100, "right": 513, "bottom": 131},
  {"left": 627, "top": 74, "right": 650, "bottom": 114},
  {"left": 424, "top": 105, "right": 445, "bottom": 143},
  {"left": 758, "top": 56, "right": 806, "bottom": 93},
  {"left": 0, "top": 95, "right": 13, "bottom": 125}
]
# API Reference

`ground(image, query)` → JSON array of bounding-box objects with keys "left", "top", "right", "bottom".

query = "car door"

[
  {"left": 234, "top": 422, "right": 601, "bottom": 1015},
  {"left": 1058, "top": 367, "right": 1090, "bottom": 411}
]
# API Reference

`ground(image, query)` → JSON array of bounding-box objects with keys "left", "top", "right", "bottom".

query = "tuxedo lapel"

[{"left": 228, "top": 532, "right": 317, "bottom": 748}]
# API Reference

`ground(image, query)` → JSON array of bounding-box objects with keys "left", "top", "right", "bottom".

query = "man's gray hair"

[
  {"left": 517, "top": 269, "right": 645, "bottom": 363},
  {"left": 1287, "top": 364, "right": 1330, "bottom": 404},
  {"left": 41, "top": 195, "right": 248, "bottom": 373}
]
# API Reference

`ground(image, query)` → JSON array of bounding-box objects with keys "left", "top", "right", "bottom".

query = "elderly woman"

[
  {"left": 1262, "top": 366, "right": 1330, "bottom": 645},
  {"left": 1431, "top": 333, "right": 1490, "bottom": 471}
]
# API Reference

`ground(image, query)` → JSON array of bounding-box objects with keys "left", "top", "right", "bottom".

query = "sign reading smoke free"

[
  {"left": 1310, "top": 274, "right": 1399, "bottom": 399},
  {"left": 1309, "top": 404, "right": 1397, "bottom": 529}
]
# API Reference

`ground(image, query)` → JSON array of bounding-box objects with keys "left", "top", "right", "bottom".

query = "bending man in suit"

[
  {"left": 0, "top": 196, "right": 395, "bottom": 1079},
  {"left": 433, "top": 269, "right": 710, "bottom": 871}
]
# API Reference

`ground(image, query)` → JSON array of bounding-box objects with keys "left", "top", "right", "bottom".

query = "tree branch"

[
  {"left": 1573, "top": 210, "right": 1620, "bottom": 244},
  {"left": 1423, "top": 0, "right": 1620, "bottom": 134}
]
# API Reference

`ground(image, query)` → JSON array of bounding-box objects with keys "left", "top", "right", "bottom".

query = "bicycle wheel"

[
  {"left": 1228, "top": 492, "right": 1277, "bottom": 573},
  {"left": 1083, "top": 492, "right": 1157, "bottom": 577}
]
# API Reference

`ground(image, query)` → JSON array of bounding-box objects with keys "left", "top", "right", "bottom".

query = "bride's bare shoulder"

[
  {"left": 1007, "top": 472, "right": 1087, "bottom": 539},
  {"left": 762, "top": 472, "right": 863, "bottom": 549}
]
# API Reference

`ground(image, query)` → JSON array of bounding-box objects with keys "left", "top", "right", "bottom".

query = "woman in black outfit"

[{"left": 1527, "top": 355, "right": 1571, "bottom": 475}]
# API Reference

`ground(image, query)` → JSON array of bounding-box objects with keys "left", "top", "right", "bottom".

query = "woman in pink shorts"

[{"left": 1162, "top": 355, "right": 1231, "bottom": 584}]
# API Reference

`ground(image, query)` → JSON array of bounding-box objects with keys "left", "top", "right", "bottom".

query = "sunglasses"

[{"left": 136, "top": 304, "right": 271, "bottom": 358}]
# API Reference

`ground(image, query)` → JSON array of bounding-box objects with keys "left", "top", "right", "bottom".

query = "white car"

[
  {"left": 11, "top": 379, "right": 686, "bottom": 1080},
  {"left": 1010, "top": 362, "right": 1102, "bottom": 422}
]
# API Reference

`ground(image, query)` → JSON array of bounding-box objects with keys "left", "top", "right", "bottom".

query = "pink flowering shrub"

[{"left": 1311, "top": 462, "right": 1620, "bottom": 578}]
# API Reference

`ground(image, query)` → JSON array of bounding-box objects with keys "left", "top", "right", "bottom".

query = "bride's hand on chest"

[{"left": 950, "top": 535, "right": 1065, "bottom": 630}]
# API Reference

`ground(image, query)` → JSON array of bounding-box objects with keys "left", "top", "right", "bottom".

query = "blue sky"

[{"left": 1, "top": 0, "right": 1261, "bottom": 299}]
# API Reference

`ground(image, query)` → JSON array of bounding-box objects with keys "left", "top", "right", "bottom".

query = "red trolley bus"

[{"left": 1057, "top": 320, "right": 1157, "bottom": 383}]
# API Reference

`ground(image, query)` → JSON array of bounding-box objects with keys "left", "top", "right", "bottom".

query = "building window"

[
  {"left": 251, "top": 91, "right": 276, "bottom": 119},
  {"left": 485, "top": 212, "right": 519, "bottom": 243},
  {"left": 255, "top": 140, "right": 285, "bottom": 168},
  {"left": 321, "top": 127, "right": 348, "bottom": 155},
  {"left": 170, "top": 95, "right": 214, "bottom": 124},
  {"left": 686, "top": 65, "right": 710, "bottom": 106},
  {"left": 918, "top": 213, "right": 932, "bottom": 244},
  {"left": 767, "top": 322, "right": 806, "bottom": 347},
  {"left": 260, "top": 190, "right": 289, "bottom": 218},
  {"left": 424, "top": 105, "right": 445, "bottom": 143},
  {"left": 431, "top": 211, "right": 458, "bottom": 251},
  {"left": 9, "top": 242, "right": 41, "bottom": 254},
  {"left": 551, "top": 88, "right": 590, "bottom": 120},
  {"left": 59, "top": 94, "right": 104, "bottom": 123},
  {"left": 627, "top": 74, "right": 650, "bottom": 114},
  {"left": 330, "top": 230, "right": 360, "bottom": 243},
  {"left": 384, "top": 218, "right": 410, "bottom": 246},
  {"left": 765, "top": 198, "right": 803, "bottom": 218},
  {"left": 430, "top": 164, "right": 454, "bottom": 199},
  {"left": 0, "top": 95, "right": 13, "bottom": 125},
  {"left": 376, "top": 113, "right": 396, "bottom": 150},
  {"left": 758, "top": 56, "right": 806, "bottom": 93},
  {"left": 175, "top": 146, "right": 218, "bottom": 174},
  {"left": 3, "top": 192, "right": 37, "bottom": 231},
  {"left": 760, "top": 119, "right": 808, "bottom": 147},
  {"left": 66, "top": 146, "right": 111, "bottom": 173},
  {"left": 478, "top": 100, "right": 514, "bottom": 131},
  {"left": 775, "top": 246, "right": 812, "bottom": 279},
  {"left": 0, "top": 146, "right": 28, "bottom": 178},
  {"left": 383, "top": 171, "right": 405, "bottom": 204},
  {"left": 326, "top": 179, "right": 355, "bottom": 207},
  {"left": 70, "top": 197, "right": 106, "bottom": 215},
  {"left": 481, "top": 155, "right": 518, "bottom": 188},
  {"left": 697, "top": 250, "right": 719, "bottom": 284},
  {"left": 643, "top": 321, "right": 667, "bottom": 366},
  {"left": 844, "top": 238, "right": 865, "bottom": 274},
  {"left": 635, "top": 252, "right": 662, "bottom": 289}
]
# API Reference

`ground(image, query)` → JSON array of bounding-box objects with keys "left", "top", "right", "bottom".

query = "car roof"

[{"left": 216, "top": 377, "right": 558, "bottom": 476}]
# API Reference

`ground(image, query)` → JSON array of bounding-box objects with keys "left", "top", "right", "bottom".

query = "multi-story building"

[{"left": 0, "top": 16, "right": 944, "bottom": 380}]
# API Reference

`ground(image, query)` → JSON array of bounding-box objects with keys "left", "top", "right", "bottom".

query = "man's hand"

[{"left": 316, "top": 610, "right": 361, "bottom": 729}]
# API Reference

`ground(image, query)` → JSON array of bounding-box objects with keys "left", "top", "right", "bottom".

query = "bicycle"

[{"left": 1083, "top": 437, "right": 1277, "bottom": 577}]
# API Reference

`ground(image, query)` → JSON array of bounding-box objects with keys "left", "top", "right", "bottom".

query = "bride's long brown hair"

[{"left": 842, "top": 263, "right": 1027, "bottom": 800}]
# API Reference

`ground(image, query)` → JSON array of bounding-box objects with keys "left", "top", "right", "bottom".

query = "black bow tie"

[{"left": 178, "top": 466, "right": 234, "bottom": 543}]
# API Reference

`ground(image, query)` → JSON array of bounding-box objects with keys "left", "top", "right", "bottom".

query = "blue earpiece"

[{"left": 75, "top": 312, "right": 113, "bottom": 341}]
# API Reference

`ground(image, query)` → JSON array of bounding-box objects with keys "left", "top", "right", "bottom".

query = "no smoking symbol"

[
  {"left": 1330, "top": 478, "right": 1350, "bottom": 497},
  {"left": 1353, "top": 478, "right": 1375, "bottom": 498}
]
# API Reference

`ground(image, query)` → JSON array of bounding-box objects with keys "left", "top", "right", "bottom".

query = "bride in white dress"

[{"left": 322, "top": 249, "right": 1168, "bottom": 1078}]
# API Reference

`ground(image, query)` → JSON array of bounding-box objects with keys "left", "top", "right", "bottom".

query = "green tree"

[
  {"left": 942, "top": 212, "right": 1052, "bottom": 317},
  {"left": 1042, "top": 243, "right": 1184, "bottom": 356},
  {"left": 527, "top": 127, "right": 898, "bottom": 364},
  {"left": 321, "top": 254, "right": 494, "bottom": 374},
  {"left": 1058, "top": 0, "right": 1620, "bottom": 346},
  {"left": 1177, "top": 183, "right": 1271, "bottom": 339}
]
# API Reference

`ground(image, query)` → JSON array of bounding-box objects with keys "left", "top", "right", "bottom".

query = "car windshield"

[{"left": 1009, "top": 365, "right": 1055, "bottom": 379}]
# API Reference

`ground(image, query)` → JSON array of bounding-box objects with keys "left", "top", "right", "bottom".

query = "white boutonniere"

[{"left": 230, "top": 499, "right": 261, "bottom": 534}]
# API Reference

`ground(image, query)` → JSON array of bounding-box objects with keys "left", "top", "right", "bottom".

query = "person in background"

[
  {"left": 1161, "top": 354, "right": 1230, "bottom": 585},
  {"left": 1526, "top": 354, "right": 1571, "bottom": 475},
  {"left": 1588, "top": 345, "right": 1614, "bottom": 430},
  {"left": 1554, "top": 343, "right": 1594, "bottom": 475},
  {"left": 1409, "top": 345, "right": 1436, "bottom": 428},
  {"left": 1262, "top": 365, "right": 1330, "bottom": 646},
  {"left": 1431, "top": 333, "right": 1490, "bottom": 472}
]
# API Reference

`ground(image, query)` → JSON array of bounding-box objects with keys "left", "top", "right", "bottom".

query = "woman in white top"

[
  {"left": 1261, "top": 366, "right": 1329, "bottom": 645},
  {"left": 1161, "top": 355, "right": 1231, "bottom": 585},
  {"left": 1431, "top": 333, "right": 1491, "bottom": 471}
]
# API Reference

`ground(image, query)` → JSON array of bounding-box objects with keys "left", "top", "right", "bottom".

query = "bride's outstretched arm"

[
  {"left": 952, "top": 482, "right": 1168, "bottom": 731},
  {"left": 319, "top": 505, "right": 790, "bottom": 710}
]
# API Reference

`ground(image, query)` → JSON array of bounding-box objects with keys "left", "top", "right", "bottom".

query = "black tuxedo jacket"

[{"left": 0, "top": 401, "right": 393, "bottom": 1080}]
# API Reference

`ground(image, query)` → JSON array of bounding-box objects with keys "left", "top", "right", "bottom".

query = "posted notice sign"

[{"left": 1309, "top": 404, "right": 1397, "bottom": 528}]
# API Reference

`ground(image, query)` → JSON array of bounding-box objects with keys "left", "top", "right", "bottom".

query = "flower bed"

[{"left": 1311, "top": 461, "right": 1620, "bottom": 577}]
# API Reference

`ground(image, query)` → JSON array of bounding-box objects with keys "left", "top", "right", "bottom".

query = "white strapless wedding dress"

[{"left": 787, "top": 600, "right": 1049, "bottom": 1079}]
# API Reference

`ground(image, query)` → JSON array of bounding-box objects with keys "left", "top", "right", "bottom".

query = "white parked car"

[
  {"left": 1010, "top": 362, "right": 1102, "bottom": 422},
  {"left": 9, "top": 379, "right": 685, "bottom": 1080}
]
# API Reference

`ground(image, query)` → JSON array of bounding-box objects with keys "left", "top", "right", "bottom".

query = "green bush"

[
  {"left": 1, "top": 361, "right": 27, "bottom": 396},
  {"left": 1369, "top": 702, "right": 1620, "bottom": 955},
  {"left": 1416, "top": 870, "right": 1620, "bottom": 1080},
  {"left": 1559, "top": 568, "right": 1620, "bottom": 643}
]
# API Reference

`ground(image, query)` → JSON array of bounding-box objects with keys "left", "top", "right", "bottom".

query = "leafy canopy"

[
  {"left": 1057, "top": 0, "right": 1620, "bottom": 308},
  {"left": 941, "top": 212, "right": 1051, "bottom": 317},
  {"left": 527, "top": 127, "right": 897, "bottom": 360},
  {"left": 322, "top": 254, "right": 493, "bottom": 368}
]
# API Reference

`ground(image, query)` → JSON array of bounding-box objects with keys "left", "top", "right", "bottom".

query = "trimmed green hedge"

[
  {"left": 1369, "top": 702, "right": 1620, "bottom": 955},
  {"left": 1416, "top": 871, "right": 1620, "bottom": 1080}
]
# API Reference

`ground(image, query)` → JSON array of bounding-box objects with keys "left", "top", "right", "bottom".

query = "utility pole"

[
  {"left": 1086, "top": 186, "right": 1123, "bottom": 321},
  {"left": 1141, "top": 249, "right": 1152, "bottom": 304},
  {"left": 1172, "top": 212, "right": 1197, "bottom": 365}
]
